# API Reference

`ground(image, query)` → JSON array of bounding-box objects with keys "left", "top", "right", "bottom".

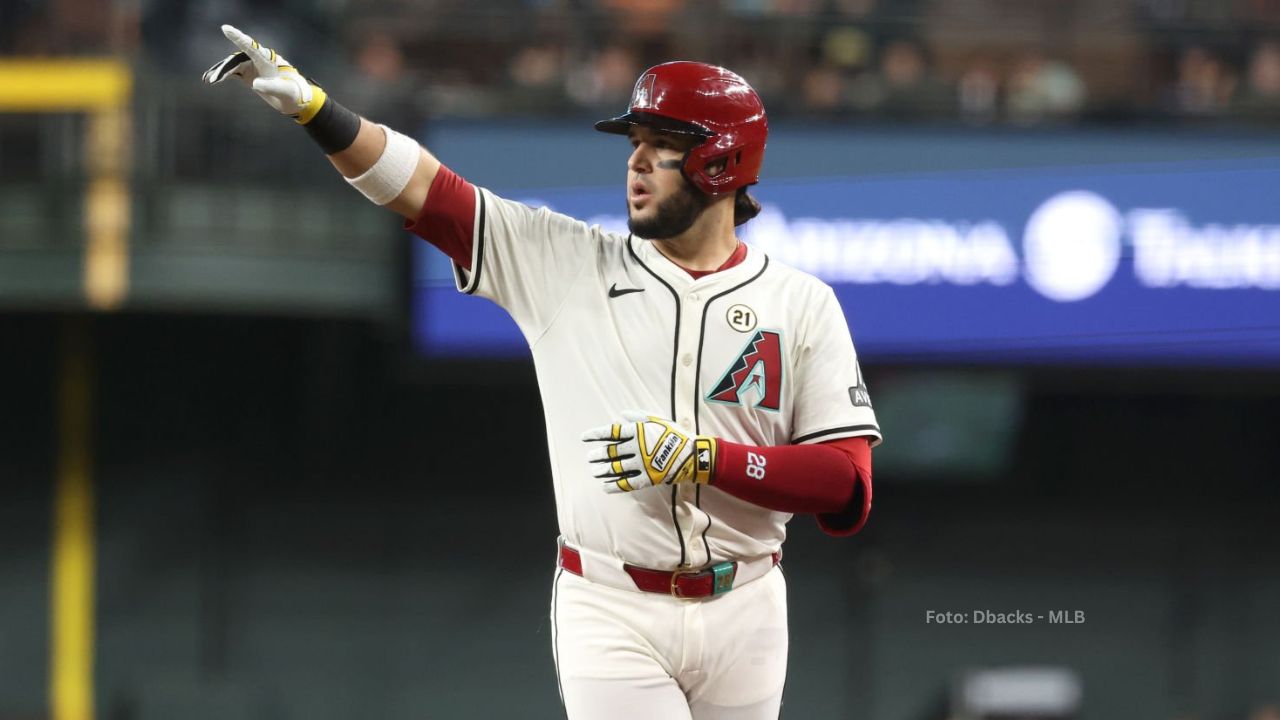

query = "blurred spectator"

[
  {"left": 1170, "top": 46, "right": 1238, "bottom": 116},
  {"left": 772, "top": 0, "right": 824, "bottom": 15},
  {"left": 876, "top": 39, "right": 953, "bottom": 119},
  {"left": 1137, "top": 0, "right": 1236, "bottom": 27},
  {"left": 723, "top": 0, "right": 829, "bottom": 15},
  {"left": 846, "top": 38, "right": 952, "bottom": 119},
  {"left": 6, "top": 0, "right": 1280, "bottom": 128},
  {"left": 723, "top": 0, "right": 771, "bottom": 15},
  {"left": 802, "top": 63, "right": 847, "bottom": 113},
  {"left": 1243, "top": 0, "right": 1280, "bottom": 23},
  {"left": 506, "top": 42, "right": 571, "bottom": 114},
  {"left": 729, "top": 52, "right": 789, "bottom": 106},
  {"left": 510, "top": 43, "right": 564, "bottom": 91},
  {"left": 1006, "top": 52, "right": 1087, "bottom": 124},
  {"left": 565, "top": 43, "right": 641, "bottom": 109},
  {"left": 1233, "top": 41, "right": 1280, "bottom": 121},
  {"left": 355, "top": 31, "right": 405, "bottom": 86},
  {"left": 823, "top": 26, "right": 873, "bottom": 70},
  {"left": 143, "top": 0, "right": 339, "bottom": 76},
  {"left": 344, "top": 31, "right": 421, "bottom": 130},
  {"left": 1251, "top": 703, "right": 1280, "bottom": 720},
  {"left": 832, "top": 0, "right": 878, "bottom": 18},
  {"left": 599, "top": 0, "right": 683, "bottom": 36},
  {"left": 4, "top": 0, "right": 116, "bottom": 54},
  {"left": 957, "top": 53, "right": 1001, "bottom": 124},
  {"left": 799, "top": 25, "right": 872, "bottom": 115},
  {"left": 1247, "top": 41, "right": 1280, "bottom": 96}
]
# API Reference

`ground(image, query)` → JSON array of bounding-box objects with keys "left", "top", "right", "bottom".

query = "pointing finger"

[
  {"left": 220, "top": 24, "right": 254, "bottom": 53},
  {"left": 221, "top": 25, "right": 276, "bottom": 75}
]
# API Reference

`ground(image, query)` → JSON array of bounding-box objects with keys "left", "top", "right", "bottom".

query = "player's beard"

[{"left": 627, "top": 180, "right": 711, "bottom": 240}]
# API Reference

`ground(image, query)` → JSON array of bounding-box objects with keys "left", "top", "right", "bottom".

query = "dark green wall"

[{"left": 2, "top": 314, "right": 1278, "bottom": 719}]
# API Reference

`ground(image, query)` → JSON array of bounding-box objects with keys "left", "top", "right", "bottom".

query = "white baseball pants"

[{"left": 550, "top": 564, "right": 788, "bottom": 720}]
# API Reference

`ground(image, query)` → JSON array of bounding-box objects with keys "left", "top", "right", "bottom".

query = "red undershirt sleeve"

[
  {"left": 403, "top": 164, "right": 477, "bottom": 270},
  {"left": 713, "top": 436, "right": 873, "bottom": 537}
]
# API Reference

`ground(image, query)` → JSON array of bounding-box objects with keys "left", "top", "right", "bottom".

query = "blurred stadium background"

[{"left": 3, "top": 0, "right": 1280, "bottom": 719}]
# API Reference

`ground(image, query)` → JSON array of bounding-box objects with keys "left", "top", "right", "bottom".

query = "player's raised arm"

[{"left": 201, "top": 25, "right": 438, "bottom": 219}]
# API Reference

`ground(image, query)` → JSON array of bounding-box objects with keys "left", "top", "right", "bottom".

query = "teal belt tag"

[{"left": 710, "top": 562, "right": 736, "bottom": 595}]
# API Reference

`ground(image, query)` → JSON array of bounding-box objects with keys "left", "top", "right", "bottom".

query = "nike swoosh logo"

[{"left": 608, "top": 284, "right": 645, "bottom": 298}]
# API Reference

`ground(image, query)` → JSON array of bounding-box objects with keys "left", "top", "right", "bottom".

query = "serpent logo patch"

[{"left": 707, "top": 330, "right": 784, "bottom": 412}]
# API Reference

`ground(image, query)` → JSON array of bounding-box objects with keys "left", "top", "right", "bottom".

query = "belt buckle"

[{"left": 669, "top": 567, "right": 700, "bottom": 599}]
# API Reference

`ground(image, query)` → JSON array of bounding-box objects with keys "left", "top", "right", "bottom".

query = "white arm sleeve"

[{"left": 791, "top": 286, "right": 882, "bottom": 446}]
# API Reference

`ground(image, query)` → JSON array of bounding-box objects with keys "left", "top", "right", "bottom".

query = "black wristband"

[{"left": 304, "top": 97, "right": 362, "bottom": 155}]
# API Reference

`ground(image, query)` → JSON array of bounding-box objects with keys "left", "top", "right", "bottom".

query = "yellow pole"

[
  {"left": 51, "top": 320, "right": 95, "bottom": 720},
  {"left": 83, "top": 170, "right": 130, "bottom": 311},
  {"left": 83, "top": 84, "right": 132, "bottom": 311},
  {"left": 0, "top": 59, "right": 133, "bottom": 309},
  {"left": 0, "top": 61, "right": 131, "bottom": 111},
  {"left": 0, "top": 56, "right": 130, "bottom": 720}
]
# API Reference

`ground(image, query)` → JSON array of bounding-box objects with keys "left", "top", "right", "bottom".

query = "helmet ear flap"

[
  {"left": 705, "top": 155, "right": 729, "bottom": 179},
  {"left": 686, "top": 142, "right": 746, "bottom": 194},
  {"left": 711, "top": 148, "right": 747, "bottom": 179}
]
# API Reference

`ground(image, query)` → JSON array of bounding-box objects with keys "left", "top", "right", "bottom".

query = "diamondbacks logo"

[
  {"left": 632, "top": 73, "right": 657, "bottom": 110},
  {"left": 707, "top": 331, "right": 784, "bottom": 411}
]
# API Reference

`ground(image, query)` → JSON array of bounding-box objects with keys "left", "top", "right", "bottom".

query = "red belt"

[{"left": 559, "top": 544, "right": 780, "bottom": 599}]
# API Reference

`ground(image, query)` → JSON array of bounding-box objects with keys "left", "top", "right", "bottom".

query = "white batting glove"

[
  {"left": 582, "top": 411, "right": 718, "bottom": 494},
  {"left": 201, "top": 24, "right": 327, "bottom": 124}
]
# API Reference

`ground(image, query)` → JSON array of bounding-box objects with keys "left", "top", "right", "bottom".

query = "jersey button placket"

[
  {"left": 673, "top": 294, "right": 703, "bottom": 430},
  {"left": 673, "top": 292, "right": 706, "bottom": 564}
]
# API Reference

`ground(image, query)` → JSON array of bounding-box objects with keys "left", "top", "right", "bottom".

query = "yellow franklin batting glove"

[
  {"left": 582, "top": 411, "right": 718, "bottom": 494},
  {"left": 201, "top": 24, "right": 328, "bottom": 124}
]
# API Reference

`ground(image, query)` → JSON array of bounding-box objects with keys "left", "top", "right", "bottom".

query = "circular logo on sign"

[
  {"left": 726, "top": 304, "right": 757, "bottom": 333},
  {"left": 1023, "top": 191, "right": 1123, "bottom": 302}
]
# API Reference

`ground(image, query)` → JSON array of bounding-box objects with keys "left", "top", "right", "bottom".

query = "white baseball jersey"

[{"left": 451, "top": 187, "right": 881, "bottom": 571}]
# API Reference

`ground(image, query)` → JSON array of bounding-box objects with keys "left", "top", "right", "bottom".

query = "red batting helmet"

[{"left": 594, "top": 61, "right": 768, "bottom": 196}]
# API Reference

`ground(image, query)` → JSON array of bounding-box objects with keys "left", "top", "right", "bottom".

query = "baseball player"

[{"left": 204, "top": 25, "right": 881, "bottom": 720}]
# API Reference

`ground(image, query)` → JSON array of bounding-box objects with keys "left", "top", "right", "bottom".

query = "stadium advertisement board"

[{"left": 413, "top": 156, "right": 1280, "bottom": 365}]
